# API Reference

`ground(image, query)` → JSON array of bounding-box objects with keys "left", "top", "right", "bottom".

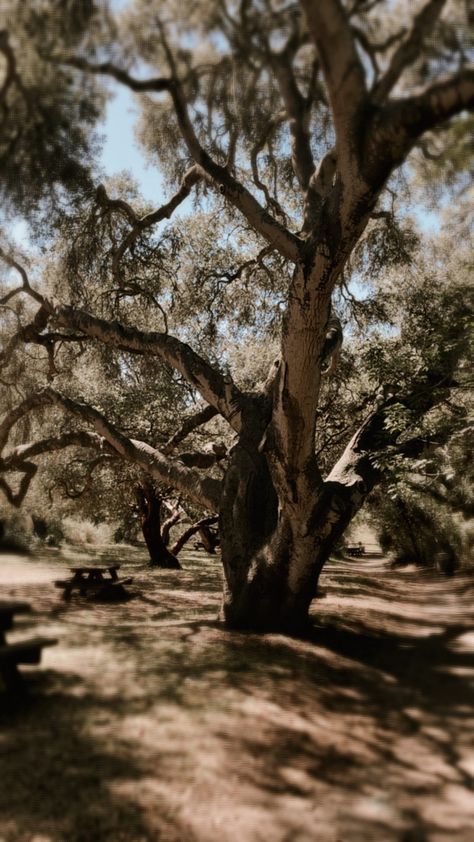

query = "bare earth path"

[{"left": 0, "top": 548, "right": 473, "bottom": 842}]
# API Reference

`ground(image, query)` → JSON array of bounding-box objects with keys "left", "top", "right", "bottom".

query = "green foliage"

[
  {"left": 371, "top": 491, "right": 458, "bottom": 572},
  {"left": 370, "top": 481, "right": 473, "bottom": 574},
  {"left": 0, "top": 0, "right": 109, "bottom": 219}
]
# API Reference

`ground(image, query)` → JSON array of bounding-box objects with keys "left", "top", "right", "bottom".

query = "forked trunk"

[{"left": 219, "top": 439, "right": 362, "bottom": 632}]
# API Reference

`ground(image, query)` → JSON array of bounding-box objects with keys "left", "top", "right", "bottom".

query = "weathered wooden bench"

[{"left": 0, "top": 601, "right": 57, "bottom": 691}]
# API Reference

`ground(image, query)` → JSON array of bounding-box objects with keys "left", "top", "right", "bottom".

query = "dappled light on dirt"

[{"left": 0, "top": 547, "right": 473, "bottom": 842}]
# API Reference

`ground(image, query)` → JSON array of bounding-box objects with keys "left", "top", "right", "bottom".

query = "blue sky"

[{"left": 99, "top": 85, "right": 165, "bottom": 202}]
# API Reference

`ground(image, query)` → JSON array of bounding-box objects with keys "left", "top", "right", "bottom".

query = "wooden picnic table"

[
  {"left": 55, "top": 565, "right": 133, "bottom": 600},
  {"left": 345, "top": 544, "right": 365, "bottom": 558},
  {"left": 69, "top": 564, "right": 120, "bottom": 581},
  {"left": 0, "top": 600, "right": 57, "bottom": 691}
]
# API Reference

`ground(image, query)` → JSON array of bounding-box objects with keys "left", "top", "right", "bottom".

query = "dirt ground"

[{"left": 0, "top": 545, "right": 473, "bottom": 842}]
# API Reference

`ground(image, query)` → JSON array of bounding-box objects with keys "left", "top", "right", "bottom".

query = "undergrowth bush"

[
  {"left": 0, "top": 504, "right": 118, "bottom": 551},
  {"left": 369, "top": 489, "right": 469, "bottom": 574},
  {"left": 61, "top": 516, "right": 116, "bottom": 546}
]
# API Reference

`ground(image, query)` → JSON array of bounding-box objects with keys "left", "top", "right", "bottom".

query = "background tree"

[
  {"left": 343, "top": 235, "right": 473, "bottom": 572},
  {"left": 0, "top": 0, "right": 473, "bottom": 630}
]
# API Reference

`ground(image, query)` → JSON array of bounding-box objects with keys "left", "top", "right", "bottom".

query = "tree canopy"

[{"left": 0, "top": 0, "right": 473, "bottom": 630}]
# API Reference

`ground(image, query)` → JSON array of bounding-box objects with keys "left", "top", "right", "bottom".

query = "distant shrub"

[
  {"left": 370, "top": 491, "right": 464, "bottom": 574},
  {"left": 61, "top": 517, "right": 115, "bottom": 546},
  {"left": 0, "top": 511, "right": 35, "bottom": 553}
]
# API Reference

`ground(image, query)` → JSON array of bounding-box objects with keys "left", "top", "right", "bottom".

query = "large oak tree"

[{"left": 0, "top": 0, "right": 473, "bottom": 630}]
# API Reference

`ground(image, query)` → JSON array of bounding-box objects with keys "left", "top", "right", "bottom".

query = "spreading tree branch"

[
  {"left": 0, "top": 432, "right": 115, "bottom": 505},
  {"left": 372, "top": 0, "right": 448, "bottom": 104},
  {"left": 272, "top": 52, "right": 316, "bottom": 189},
  {"left": 370, "top": 68, "right": 474, "bottom": 173},
  {"left": 0, "top": 253, "right": 248, "bottom": 434},
  {"left": 168, "top": 77, "right": 303, "bottom": 261},
  {"left": 170, "top": 515, "right": 218, "bottom": 556},
  {"left": 397, "top": 68, "right": 474, "bottom": 136},
  {"left": 0, "top": 249, "right": 257, "bottom": 435},
  {"left": 0, "top": 29, "right": 28, "bottom": 109},
  {"left": 163, "top": 404, "right": 219, "bottom": 454},
  {"left": 95, "top": 167, "right": 201, "bottom": 278},
  {"left": 299, "top": 0, "right": 367, "bottom": 167},
  {"left": 249, "top": 112, "right": 288, "bottom": 220},
  {"left": 61, "top": 56, "right": 303, "bottom": 262},
  {"left": 61, "top": 56, "right": 173, "bottom": 93},
  {"left": 49, "top": 303, "right": 247, "bottom": 432},
  {"left": 0, "top": 303, "right": 51, "bottom": 366},
  {"left": 161, "top": 504, "right": 182, "bottom": 546},
  {"left": 0, "top": 248, "right": 43, "bottom": 305},
  {"left": 177, "top": 445, "right": 227, "bottom": 469},
  {"left": 0, "top": 463, "right": 37, "bottom": 507},
  {"left": 0, "top": 389, "right": 222, "bottom": 511},
  {"left": 1, "top": 430, "right": 107, "bottom": 464}
]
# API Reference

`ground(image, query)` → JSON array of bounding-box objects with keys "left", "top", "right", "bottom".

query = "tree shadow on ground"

[
  {"left": 199, "top": 616, "right": 474, "bottom": 841},
  {"left": 74, "top": 611, "right": 473, "bottom": 840},
  {"left": 0, "top": 672, "right": 198, "bottom": 842},
  {"left": 1, "top": 550, "right": 473, "bottom": 841}
]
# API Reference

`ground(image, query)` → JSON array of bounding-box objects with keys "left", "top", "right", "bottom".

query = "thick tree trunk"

[
  {"left": 136, "top": 482, "right": 181, "bottom": 569},
  {"left": 218, "top": 422, "right": 374, "bottom": 632},
  {"left": 218, "top": 442, "right": 329, "bottom": 631}
]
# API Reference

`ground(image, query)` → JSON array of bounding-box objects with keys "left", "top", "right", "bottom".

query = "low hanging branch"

[
  {"left": 0, "top": 288, "right": 247, "bottom": 437},
  {"left": 170, "top": 515, "right": 219, "bottom": 556},
  {"left": 0, "top": 462, "right": 37, "bottom": 508},
  {"left": 0, "top": 430, "right": 110, "bottom": 507},
  {"left": 0, "top": 388, "right": 223, "bottom": 512},
  {"left": 0, "top": 251, "right": 248, "bottom": 433},
  {"left": 49, "top": 303, "right": 247, "bottom": 432}
]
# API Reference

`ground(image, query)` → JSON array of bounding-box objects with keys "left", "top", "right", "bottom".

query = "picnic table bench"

[
  {"left": 0, "top": 600, "right": 57, "bottom": 691},
  {"left": 54, "top": 565, "right": 133, "bottom": 600},
  {"left": 345, "top": 544, "right": 365, "bottom": 558}
]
